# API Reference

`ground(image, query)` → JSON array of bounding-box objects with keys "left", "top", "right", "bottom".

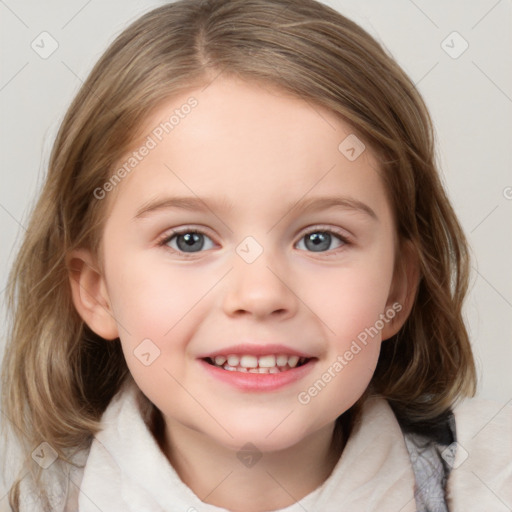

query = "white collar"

[{"left": 78, "top": 378, "right": 417, "bottom": 512}]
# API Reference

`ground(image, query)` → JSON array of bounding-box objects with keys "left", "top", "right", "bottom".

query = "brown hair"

[{"left": 1, "top": 0, "right": 476, "bottom": 508}]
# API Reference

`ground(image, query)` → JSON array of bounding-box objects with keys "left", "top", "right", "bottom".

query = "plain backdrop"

[{"left": 1, "top": 0, "right": 511, "bottom": 498}]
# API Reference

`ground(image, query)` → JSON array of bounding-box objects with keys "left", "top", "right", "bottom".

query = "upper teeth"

[{"left": 213, "top": 354, "right": 302, "bottom": 368}]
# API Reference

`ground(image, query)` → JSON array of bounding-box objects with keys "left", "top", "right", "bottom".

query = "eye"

[
  {"left": 158, "top": 226, "right": 350, "bottom": 256},
  {"left": 295, "top": 229, "right": 349, "bottom": 253},
  {"left": 159, "top": 229, "right": 215, "bottom": 254}
]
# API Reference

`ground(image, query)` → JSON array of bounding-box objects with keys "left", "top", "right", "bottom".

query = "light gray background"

[{"left": 1, "top": 0, "right": 511, "bottom": 500}]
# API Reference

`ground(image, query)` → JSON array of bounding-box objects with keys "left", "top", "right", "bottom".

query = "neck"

[{"left": 160, "top": 418, "right": 344, "bottom": 512}]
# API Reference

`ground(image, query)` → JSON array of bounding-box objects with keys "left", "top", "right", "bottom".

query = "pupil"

[{"left": 177, "top": 232, "right": 204, "bottom": 252}]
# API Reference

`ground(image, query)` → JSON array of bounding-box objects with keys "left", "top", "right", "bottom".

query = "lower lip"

[{"left": 199, "top": 358, "right": 316, "bottom": 392}]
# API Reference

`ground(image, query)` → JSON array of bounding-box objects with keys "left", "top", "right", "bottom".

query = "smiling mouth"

[{"left": 202, "top": 354, "right": 313, "bottom": 374}]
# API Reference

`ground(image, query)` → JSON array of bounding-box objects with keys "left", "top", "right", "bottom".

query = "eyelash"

[{"left": 156, "top": 226, "right": 352, "bottom": 258}]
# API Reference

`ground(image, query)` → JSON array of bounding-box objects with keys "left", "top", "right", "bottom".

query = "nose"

[{"left": 222, "top": 250, "right": 298, "bottom": 320}]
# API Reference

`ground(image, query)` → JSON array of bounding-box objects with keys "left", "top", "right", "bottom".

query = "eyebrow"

[{"left": 133, "top": 194, "right": 378, "bottom": 221}]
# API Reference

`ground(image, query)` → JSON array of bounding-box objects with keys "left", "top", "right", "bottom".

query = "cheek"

[
  {"left": 114, "top": 274, "right": 186, "bottom": 325},
  {"left": 300, "top": 241, "right": 395, "bottom": 401},
  {"left": 307, "top": 251, "right": 394, "bottom": 339},
  {"left": 296, "top": 267, "right": 389, "bottom": 418},
  {"left": 104, "top": 255, "right": 214, "bottom": 396},
  {"left": 105, "top": 251, "right": 218, "bottom": 348}
]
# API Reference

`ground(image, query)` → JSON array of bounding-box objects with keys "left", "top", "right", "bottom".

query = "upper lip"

[{"left": 198, "top": 343, "right": 316, "bottom": 359}]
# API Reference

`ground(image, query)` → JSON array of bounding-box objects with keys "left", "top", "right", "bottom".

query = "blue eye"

[
  {"left": 160, "top": 230, "right": 215, "bottom": 253},
  {"left": 296, "top": 230, "right": 347, "bottom": 252}
]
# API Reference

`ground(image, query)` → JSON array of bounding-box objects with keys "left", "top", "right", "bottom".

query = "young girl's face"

[{"left": 87, "top": 76, "right": 406, "bottom": 453}]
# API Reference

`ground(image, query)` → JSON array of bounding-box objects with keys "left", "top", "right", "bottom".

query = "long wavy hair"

[{"left": 1, "top": 0, "right": 476, "bottom": 509}]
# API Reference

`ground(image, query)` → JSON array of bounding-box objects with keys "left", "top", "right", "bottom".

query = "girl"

[{"left": 1, "top": 0, "right": 510, "bottom": 511}]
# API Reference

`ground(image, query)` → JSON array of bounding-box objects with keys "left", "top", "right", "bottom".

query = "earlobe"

[
  {"left": 66, "top": 248, "right": 119, "bottom": 340},
  {"left": 381, "top": 239, "right": 420, "bottom": 341}
]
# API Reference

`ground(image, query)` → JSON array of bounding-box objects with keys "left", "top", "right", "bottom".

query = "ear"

[
  {"left": 381, "top": 239, "right": 420, "bottom": 341},
  {"left": 66, "top": 248, "right": 119, "bottom": 340}
]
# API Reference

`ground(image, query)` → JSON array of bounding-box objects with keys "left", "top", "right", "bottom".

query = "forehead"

[{"left": 104, "top": 76, "right": 389, "bottom": 222}]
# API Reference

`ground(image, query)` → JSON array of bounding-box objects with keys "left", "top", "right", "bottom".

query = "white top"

[
  {"left": 77, "top": 378, "right": 418, "bottom": 512},
  {"left": 9, "top": 377, "right": 512, "bottom": 512}
]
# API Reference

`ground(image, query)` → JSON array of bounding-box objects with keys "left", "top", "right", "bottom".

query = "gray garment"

[{"left": 402, "top": 413, "right": 457, "bottom": 512}]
